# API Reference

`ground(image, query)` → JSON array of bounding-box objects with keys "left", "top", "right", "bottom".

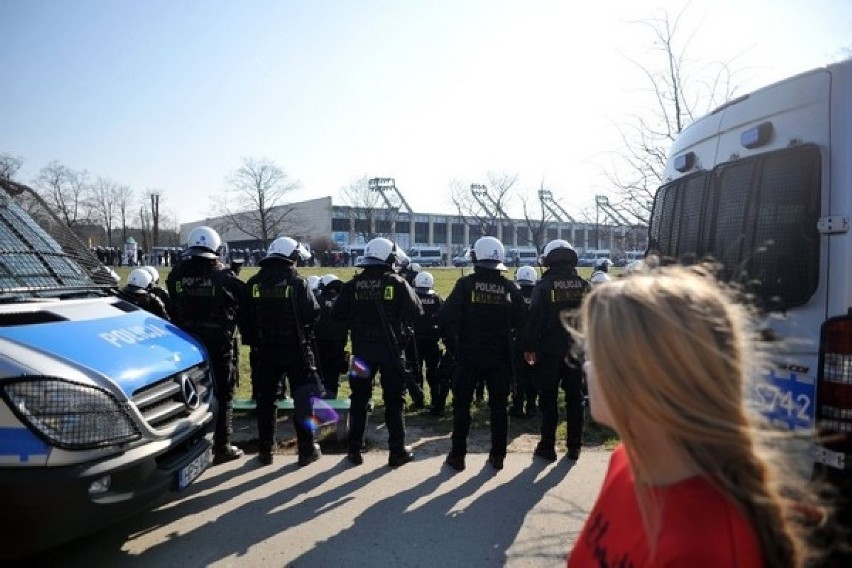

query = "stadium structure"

[{"left": 179, "top": 182, "right": 647, "bottom": 261}]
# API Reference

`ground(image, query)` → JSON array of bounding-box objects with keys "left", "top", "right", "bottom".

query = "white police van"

[
  {"left": 506, "top": 247, "right": 540, "bottom": 267},
  {"left": 648, "top": 58, "right": 852, "bottom": 489},
  {"left": 0, "top": 180, "right": 216, "bottom": 557},
  {"left": 406, "top": 246, "right": 444, "bottom": 267}
]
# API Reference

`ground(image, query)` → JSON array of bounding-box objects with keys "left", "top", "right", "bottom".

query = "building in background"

[{"left": 179, "top": 196, "right": 647, "bottom": 263}]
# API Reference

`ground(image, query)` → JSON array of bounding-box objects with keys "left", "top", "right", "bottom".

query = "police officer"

[
  {"left": 166, "top": 226, "right": 246, "bottom": 464},
  {"left": 230, "top": 256, "right": 245, "bottom": 276},
  {"left": 436, "top": 236, "right": 526, "bottom": 472},
  {"left": 307, "top": 275, "right": 321, "bottom": 297},
  {"left": 332, "top": 237, "right": 423, "bottom": 468},
  {"left": 141, "top": 265, "right": 173, "bottom": 319},
  {"left": 589, "top": 257, "right": 612, "bottom": 286},
  {"left": 118, "top": 268, "right": 170, "bottom": 320},
  {"left": 244, "top": 237, "right": 323, "bottom": 466},
  {"left": 523, "top": 240, "right": 590, "bottom": 462},
  {"left": 411, "top": 271, "right": 444, "bottom": 412},
  {"left": 509, "top": 265, "right": 539, "bottom": 418},
  {"left": 314, "top": 273, "right": 349, "bottom": 399},
  {"left": 400, "top": 262, "right": 421, "bottom": 287}
]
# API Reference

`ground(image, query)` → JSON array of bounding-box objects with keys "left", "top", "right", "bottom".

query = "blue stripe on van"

[
  {"left": 0, "top": 310, "right": 206, "bottom": 395},
  {"left": 0, "top": 427, "right": 49, "bottom": 462}
]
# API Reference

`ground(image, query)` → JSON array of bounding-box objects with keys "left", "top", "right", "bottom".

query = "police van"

[
  {"left": 506, "top": 247, "right": 540, "bottom": 266},
  {"left": 0, "top": 180, "right": 216, "bottom": 556},
  {"left": 406, "top": 246, "right": 444, "bottom": 267},
  {"left": 647, "top": 58, "right": 852, "bottom": 487}
]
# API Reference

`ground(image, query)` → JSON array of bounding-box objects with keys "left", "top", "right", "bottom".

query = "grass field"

[{"left": 113, "top": 263, "right": 618, "bottom": 448}]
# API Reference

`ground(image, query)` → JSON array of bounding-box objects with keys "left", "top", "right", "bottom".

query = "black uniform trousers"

[
  {"left": 415, "top": 338, "right": 441, "bottom": 403},
  {"left": 316, "top": 340, "right": 347, "bottom": 399},
  {"left": 348, "top": 351, "right": 407, "bottom": 454},
  {"left": 195, "top": 334, "right": 236, "bottom": 450},
  {"left": 253, "top": 343, "right": 317, "bottom": 456},
  {"left": 450, "top": 357, "right": 511, "bottom": 457},
  {"left": 511, "top": 348, "right": 538, "bottom": 413},
  {"left": 537, "top": 352, "right": 584, "bottom": 450}
]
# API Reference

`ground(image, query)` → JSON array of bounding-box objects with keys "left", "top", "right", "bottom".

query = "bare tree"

[
  {"left": 88, "top": 176, "right": 122, "bottom": 247},
  {"left": 33, "top": 160, "right": 91, "bottom": 227},
  {"left": 0, "top": 152, "right": 23, "bottom": 181},
  {"left": 215, "top": 157, "right": 300, "bottom": 249},
  {"left": 115, "top": 184, "right": 134, "bottom": 245},
  {"left": 339, "top": 175, "right": 401, "bottom": 242},
  {"left": 149, "top": 191, "right": 162, "bottom": 247},
  {"left": 449, "top": 171, "right": 518, "bottom": 240},
  {"left": 134, "top": 189, "right": 164, "bottom": 249},
  {"left": 158, "top": 210, "right": 181, "bottom": 246},
  {"left": 605, "top": 7, "right": 739, "bottom": 224},
  {"left": 136, "top": 193, "right": 152, "bottom": 252},
  {"left": 309, "top": 235, "right": 338, "bottom": 255}
]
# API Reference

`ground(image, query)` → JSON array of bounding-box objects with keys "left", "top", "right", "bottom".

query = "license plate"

[
  {"left": 813, "top": 446, "right": 846, "bottom": 469},
  {"left": 178, "top": 447, "right": 213, "bottom": 490}
]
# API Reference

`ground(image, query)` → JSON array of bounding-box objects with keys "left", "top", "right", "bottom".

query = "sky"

[{"left": 1, "top": 0, "right": 850, "bottom": 226}]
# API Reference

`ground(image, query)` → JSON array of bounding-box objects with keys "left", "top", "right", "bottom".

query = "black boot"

[
  {"left": 213, "top": 444, "right": 243, "bottom": 464},
  {"left": 298, "top": 443, "right": 322, "bottom": 467},
  {"left": 445, "top": 453, "right": 466, "bottom": 471},
  {"left": 347, "top": 445, "right": 364, "bottom": 466},
  {"left": 388, "top": 446, "right": 415, "bottom": 468},
  {"left": 533, "top": 441, "right": 557, "bottom": 462}
]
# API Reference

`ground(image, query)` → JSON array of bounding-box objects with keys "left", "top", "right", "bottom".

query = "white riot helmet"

[
  {"left": 595, "top": 258, "right": 613, "bottom": 271},
  {"left": 320, "top": 273, "right": 341, "bottom": 288},
  {"left": 307, "top": 275, "right": 321, "bottom": 292},
  {"left": 624, "top": 259, "right": 645, "bottom": 275},
  {"left": 409, "top": 262, "right": 422, "bottom": 273},
  {"left": 590, "top": 270, "right": 612, "bottom": 286},
  {"left": 515, "top": 265, "right": 538, "bottom": 286},
  {"left": 142, "top": 265, "right": 160, "bottom": 285},
  {"left": 264, "top": 236, "right": 310, "bottom": 264},
  {"left": 471, "top": 236, "right": 506, "bottom": 271},
  {"left": 127, "top": 268, "right": 153, "bottom": 292},
  {"left": 358, "top": 237, "right": 399, "bottom": 267},
  {"left": 542, "top": 239, "right": 578, "bottom": 267},
  {"left": 413, "top": 271, "right": 435, "bottom": 290},
  {"left": 186, "top": 226, "right": 222, "bottom": 259}
]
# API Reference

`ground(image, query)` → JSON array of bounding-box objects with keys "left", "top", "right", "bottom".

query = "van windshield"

[
  {"left": 0, "top": 181, "right": 115, "bottom": 297},
  {"left": 648, "top": 144, "right": 820, "bottom": 310}
]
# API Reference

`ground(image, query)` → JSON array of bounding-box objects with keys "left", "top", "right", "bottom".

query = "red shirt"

[{"left": 568, "top": 445, "right": 763, "bottom": 567}]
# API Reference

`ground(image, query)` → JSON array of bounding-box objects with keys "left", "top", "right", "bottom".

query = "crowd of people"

[
  {"left": 110, "top": 225, "right": 836, "bottom": 566},
  {"left": 112, "top": 225, "right": 601, "bottom": 470}
]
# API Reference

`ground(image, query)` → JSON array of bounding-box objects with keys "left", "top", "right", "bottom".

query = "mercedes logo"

[{"left": 180, "top": 374, "right": 200, "bottom": 410}]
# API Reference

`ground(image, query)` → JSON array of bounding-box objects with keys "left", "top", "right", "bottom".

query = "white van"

[
  {"left": 506, "top": 247, "right": 540, "bottom": 266},
  {"left": 647, "top": 59, "right": 852, "bottom": 486},
  {"left": 578, "top": 249, "right": 611, "bottom": 267},
  {"left": 406, "top": 246, "right": 443, "bottom": 267}
]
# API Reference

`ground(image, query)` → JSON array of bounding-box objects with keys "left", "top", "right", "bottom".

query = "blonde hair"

[{"left": 576, "top": 265, "right": 816, "bottom": 567}]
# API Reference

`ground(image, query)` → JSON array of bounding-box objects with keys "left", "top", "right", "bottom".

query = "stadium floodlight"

[
  {"left": 470, "top": 183, "right": 488, "bottom": 196},
  {"left": 369, "top": 177, "right": 396, "bottom": 191}
]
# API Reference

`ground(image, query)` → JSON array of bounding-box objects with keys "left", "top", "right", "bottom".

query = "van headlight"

[{"left": 1, "top": 378, "right": 141, "bottom": 449}]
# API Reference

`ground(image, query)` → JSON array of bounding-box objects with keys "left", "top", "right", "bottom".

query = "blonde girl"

[{"left": 568, "top": 266, "right": 821, "bottom": 567}]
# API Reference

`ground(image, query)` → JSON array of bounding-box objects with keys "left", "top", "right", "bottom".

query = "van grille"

[{"left": 130, "top": 364, "right": 212, "bottom": 431}]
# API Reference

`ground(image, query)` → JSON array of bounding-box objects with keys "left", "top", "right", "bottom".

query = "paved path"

[{"left": 31, "top": 450, "right": 610, "bottom": 567}]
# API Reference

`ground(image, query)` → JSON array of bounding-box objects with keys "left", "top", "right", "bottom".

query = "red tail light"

[{"left": 818, "top": 316, "right": 852, "bottom": 450}]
